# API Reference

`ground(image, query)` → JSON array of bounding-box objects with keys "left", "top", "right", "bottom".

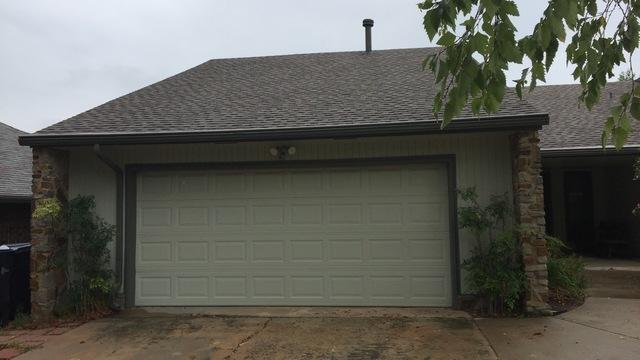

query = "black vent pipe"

[{"left": 363, "top": 19, "right": 374, "bottom": 52}]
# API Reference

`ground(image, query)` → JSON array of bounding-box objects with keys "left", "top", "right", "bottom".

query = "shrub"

[
  {"left": 546, "top": 236, "right": 586, "bottom": 302},
  {"left": 33, "top": 196, "right": 114, "bottom": 317},
  {"left": 458, "top": 187, "right": 525, "bottom": 315},
  {"left": 463, "top": 231, "right": 526, "bottom": 314}
]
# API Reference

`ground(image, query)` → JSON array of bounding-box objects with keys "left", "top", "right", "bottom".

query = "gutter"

[
  {"left": 93, "top": 144, "right": 125, "bottom": 308},
  {"left": 19, "top": 114, "right": 549, "bottom": 147},
  {"left": 0, "top": 195, "right": 32, "bottom": 204},
  {"left": 541, "top": 145, "right": 640, "bottom": 158}
]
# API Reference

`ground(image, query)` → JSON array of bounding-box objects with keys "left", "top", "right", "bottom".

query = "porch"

[{"left": 543, "top": 152, "right": 640, "bottom": 259}]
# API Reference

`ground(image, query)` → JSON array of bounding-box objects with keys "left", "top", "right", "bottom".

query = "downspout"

[{"left": 93, "top": 144, "right": 125, "bottom": 309}]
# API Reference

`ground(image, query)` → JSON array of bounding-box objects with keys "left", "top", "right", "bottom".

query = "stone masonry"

[
  {"left": 510, "top": 131, "right": 549, "bottom": 313},
  {"left": 30, "top": 147, "right": 69, "bottom": 319}
]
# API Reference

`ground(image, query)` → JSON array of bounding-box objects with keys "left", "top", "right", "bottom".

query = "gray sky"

[{"left": 1, "top": 0, "right": 638, "bottom": 133}]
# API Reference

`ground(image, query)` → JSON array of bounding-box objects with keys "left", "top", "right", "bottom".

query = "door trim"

[{"left": 124, "top": 155, "right": 460, "bottom": 307}]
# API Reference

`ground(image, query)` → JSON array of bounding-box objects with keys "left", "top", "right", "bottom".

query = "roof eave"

[
  {"left": 541, "top": 145, "right": 640, "bottom": 158},
  {"left": 0, "top": 194, "right": 32, "bottom": 203},
  {"left": 19, "top": 114, "right": 549, "bottom": 147}
]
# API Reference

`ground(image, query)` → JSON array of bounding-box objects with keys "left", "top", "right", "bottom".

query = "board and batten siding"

[{"left": 68, "top": 132, "right": 514, "bottom": 291}]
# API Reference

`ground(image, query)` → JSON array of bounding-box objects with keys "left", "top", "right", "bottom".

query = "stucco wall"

[{"left": 68, "top": 132, "right": 515, "bottom": 291}]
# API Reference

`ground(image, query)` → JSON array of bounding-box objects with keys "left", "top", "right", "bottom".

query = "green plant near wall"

[
  {"left": 33, "top": 196, "right": 114, "bottom": 317},
  {"left": 458, "top": 187, "right": 526, "bottom": 315},
  {"left": 546, "top": 236, "right": 587, "bottom": 302}
]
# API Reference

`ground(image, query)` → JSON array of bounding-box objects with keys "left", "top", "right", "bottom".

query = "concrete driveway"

[
  {"left": 16, "top": 307, "right": 495, "bottom": 360},
  {"left": 477, "top": 297, "right": 640, "bottom": 360}
]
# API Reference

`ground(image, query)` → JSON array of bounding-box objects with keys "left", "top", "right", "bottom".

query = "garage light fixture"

[{"left": 269, "top": 145, "right": 296, "bottom": 159}]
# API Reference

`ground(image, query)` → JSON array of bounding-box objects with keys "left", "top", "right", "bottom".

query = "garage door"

[{"left": 135, "top": 163, "right": 452, "bottom": 306}]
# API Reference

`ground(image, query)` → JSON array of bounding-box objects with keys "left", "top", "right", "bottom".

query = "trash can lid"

[{"left": 0, "top": 243, "right": 31, "bottom": 252}]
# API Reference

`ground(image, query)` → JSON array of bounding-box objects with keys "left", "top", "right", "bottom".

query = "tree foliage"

[
  {"left": 418, "top": 0, "right": 640, "bottom": 148},
  {"left": 619, "top": 67, "right": 636, "bottom": 80}
]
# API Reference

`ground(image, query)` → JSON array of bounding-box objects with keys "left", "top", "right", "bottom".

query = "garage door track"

[{"left": 16, "top": 307, "right": 495, "bottom": 359}]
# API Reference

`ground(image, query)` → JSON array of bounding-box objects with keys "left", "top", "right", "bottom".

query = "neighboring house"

[
  {"left": 19, "top": 46, "right": 550, "bottom": 318},
  {"left": 0, "top": 122, "right": 32, "bottom": 244},
  {"left": 527, "top": 83, "right": 640, "bottom": 258}
]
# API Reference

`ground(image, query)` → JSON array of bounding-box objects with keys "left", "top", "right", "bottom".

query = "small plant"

[
  {"left": 7, "top": 312, "right": 32, "bottom": 329},
  {"left": 32, "top": 196, "right": 115, "bottom": 317},
  {"left": 459, "top": 187, "right": 525, "bottom": 315},
  {"left": 546, "top": 236, "right": 587, "bottom": 306}
]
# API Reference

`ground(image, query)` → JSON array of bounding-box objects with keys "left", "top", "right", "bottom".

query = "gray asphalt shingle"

[
  {"left": 526, "top": 81, "right": 640, "bottom": 149},
  {"left": 33, "top": 48, "right": 543, "bottom": 137},
  {"left": 0, "top": 122, "right": 32, "bottom": 198}
]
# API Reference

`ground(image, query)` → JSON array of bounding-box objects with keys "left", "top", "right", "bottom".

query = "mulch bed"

[{"left": 548, "top": 288, "right": 585, "bottom": 314}]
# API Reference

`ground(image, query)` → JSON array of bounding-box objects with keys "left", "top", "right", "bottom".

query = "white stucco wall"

[{"left": 68, "top": 132, "right": 515, "bottom": 290}]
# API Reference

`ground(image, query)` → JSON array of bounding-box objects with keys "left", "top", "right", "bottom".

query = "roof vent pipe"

[{"left": 363, "top": 19, "right": 374, "bottom": 53}]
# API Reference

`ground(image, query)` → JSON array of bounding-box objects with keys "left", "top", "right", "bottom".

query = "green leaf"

[
  {"left": 613, "top": 126, "right": 630, "bottom": 149},
  {"left": 624, "top": 15, "right": 639, "bottom": 52},
  {"left": 423, "top": 9, "right": 441, "bottom": 40},
  {"left": 549, "top": 15, "right": 566, "bottom": 42},
  {"left": 503, "top": 1, "right": 519, "bottom": 16},
  {"left": 565, "top": 0, "right": 579, "bottom": 29},
  {"left": 471, "top": 97, "right": 483, "bottom": 114},
  {"left": 586, "top": 0, "right": 597, "bottom": 17},
  {"left": 437, "top": 32, "right": 457, "bottom": 46},
  {"left": 631, "top": 96, "right": 640, "bottom": 120},
  {"left": 545, "top": 38, "right": 559, "bottom": 70},
  {"left": 532, "top": 62, "right": 546, "bottom": 82},
  {"left": 515, "top": 82, "right": 523, "bottom": 99}
]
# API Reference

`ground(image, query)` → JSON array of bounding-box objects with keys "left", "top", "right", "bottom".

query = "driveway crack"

[
  {"left": 557, "top": 317, "right": 640, "bottom": 341},
  {"left": 224, "top": 318, "right": 272, "bottom": 359}
]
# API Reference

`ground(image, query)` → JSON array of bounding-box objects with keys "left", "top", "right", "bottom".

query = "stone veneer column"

[
  {"left": 510, "top": 131, "right": 549, "bottom": 313},
  {"left": 30, "top": 147, "right": 69, "bottom": 319}
]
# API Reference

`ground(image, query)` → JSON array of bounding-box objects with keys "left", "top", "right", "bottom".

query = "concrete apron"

[
  {"left": 18, "top": 307, "right": 497, "bottom": 360},
  {"left": 132, "top": 306, "right": 469, "bottom": 318}
]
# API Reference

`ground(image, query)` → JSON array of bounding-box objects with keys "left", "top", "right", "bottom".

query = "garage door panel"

[
  {"left": 136, "top": 163, "right": 452, "bottom": 306},
  {"left": 291, "top": 171, "right": 324, "bottom": 192},
  {"left": 176, "top": 173, "right": 209, "bottom": 194},
  {"left": 291, "top": 276, "right": 325, "bottom": 298},
  {"left": 136, "top": 233, "right": 449, "bottom": 268},
  {"left": 136, "top": 270, "right": 451, "bottom": 306},
  {"left": 176, "top": 276, "right": 209, "bottom": 298},
  {"left": 215, "top": 173, "right": 246, "bottom": 193},
  {"left": 176, "top": 241, "right": 209, "bottom": 263}
]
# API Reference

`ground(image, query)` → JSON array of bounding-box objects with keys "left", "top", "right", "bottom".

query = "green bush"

[
  {"left": 33, "top": 196, "right": 114, "bottom": 317},
  {"left": 458, "top": 187, "right": 525, "bottom": 314},
  {"left": 463, "top": 231, "right": 526, "bottom": 313},
  {"left": 546, "top": 236, "right": 586, "bottom": 301}
]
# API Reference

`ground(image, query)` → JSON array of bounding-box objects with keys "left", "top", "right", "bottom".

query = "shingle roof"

[
  {"left": 526, "top": 81, "right": 640, "bottom": 150},
  {"left": 0, "top": 122, "right": 32, "bottom": 199},
  {"left": 26, "top": 48, "right": 543, "bottom": 142}
]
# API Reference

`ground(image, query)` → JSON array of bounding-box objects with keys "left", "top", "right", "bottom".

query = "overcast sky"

[{"left": 1, "top": 1, "right": 638, "bottom": 133}]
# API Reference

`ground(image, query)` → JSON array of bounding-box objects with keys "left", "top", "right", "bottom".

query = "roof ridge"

[
  {"left": 202, "top": 47, "right": 441, "bottom": 63},
  {"left": 0, "top": 121, "right": 28, "bottom": 135}
]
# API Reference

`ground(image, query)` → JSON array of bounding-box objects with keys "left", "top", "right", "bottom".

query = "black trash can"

[{"left": 0, "top": 243, "right": 31, "bottom": 326}]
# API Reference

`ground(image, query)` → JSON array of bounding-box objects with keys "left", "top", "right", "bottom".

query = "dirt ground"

[{"left": 12, "top": 308, "right": 495, "bottom": 360}]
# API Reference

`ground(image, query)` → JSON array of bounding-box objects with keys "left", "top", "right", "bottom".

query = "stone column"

[
  {"left": 510, "top": 131, "right": 549, "bottom": 313},
  {"left": 30, "top": 147, "right": 69, "bottom": 319}
]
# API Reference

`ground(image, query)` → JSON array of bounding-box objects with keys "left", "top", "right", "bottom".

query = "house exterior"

[
  {"left": 19, "top": 48, "right": 549, "bottom": 318},
  {"left": 0, "top": 122, "right": 32, "bottom": 245},
  {"left": 527, "top": 82, "right": 640, "bottom": 258}
]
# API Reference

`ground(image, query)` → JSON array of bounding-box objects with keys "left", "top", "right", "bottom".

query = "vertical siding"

[
  {"left": 68, "top": 150, "right": 118, "bottom": 269},
  {"left": 69, "top": 132, "right": 514, "bottom": 286}
]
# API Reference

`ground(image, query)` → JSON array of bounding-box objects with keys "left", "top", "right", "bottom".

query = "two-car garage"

[{"left": 133, "top": 161, "right": 455, "bottom": 307}]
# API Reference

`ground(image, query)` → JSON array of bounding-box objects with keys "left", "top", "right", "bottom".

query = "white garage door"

[{"left": 135, "top": 163, "right": 452, "bottom": 306}]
